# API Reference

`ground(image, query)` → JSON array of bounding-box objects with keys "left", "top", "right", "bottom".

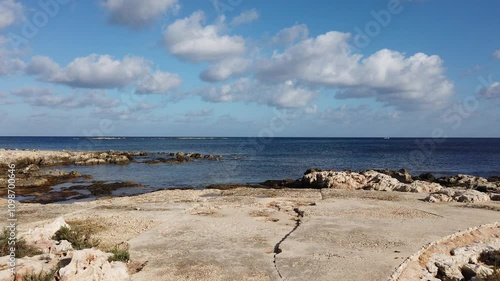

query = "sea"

[{"left": 1, "top": 137, "right": 499, "bottom": 194}]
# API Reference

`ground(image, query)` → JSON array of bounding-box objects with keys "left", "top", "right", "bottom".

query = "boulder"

[
  {"left": 490, "top": 193, "right": 500, "bottom": 201},
  {"left": 362, "top": 170, "right": 406, "bottom": 191},
  {"left": 413, "top": 172, "right": 436, "bottom": 182},
  {"left": 461, "top": 263, "right": 494, "bottom": 279},
  {"left": 22, "top": 217, "right": 69, "bottom": 245},
  {"left": 394, "top": 180, "right": 442, "bottom": 193},
  {"left": 432, "top": 254, "right": 464, "bottom": 281},
  {"left": 191, "top": 153, "right": 202, "bottom": 159},
  {"left": 58, "top": 249, "right": 130, "bottom": 281},
  {"left": 393, "top": 169, "right": 413, "bottom": 183},
  {"left": 437, "top": 174, "right": 489, "bottom": 188},
  {"left": 425, "top": 188, "right": 491, "bottom": 203},
  {"left": 456, "top": 190, "right": 491, "bottom": 203},
  {"left": 108, "top": 155, "right": 129, "bottom": 164},
  {"left": 0, "top": 254, "right": 60, "bottom": 281},
  {"left": 302, "top": 170, "right": 367, "bottom": 189},
  {"left": 53, "top": 240, "right": 73, "bottom": 254}
]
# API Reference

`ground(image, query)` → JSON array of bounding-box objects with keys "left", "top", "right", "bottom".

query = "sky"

[{"left": 0, "top": 0, "right": 499, "bottom": 137}]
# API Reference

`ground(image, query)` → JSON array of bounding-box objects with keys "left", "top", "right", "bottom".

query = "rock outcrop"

[
  {"left": 59, "top": 249, "right": 130, "bottom": 281},
  {"left": 301, "top": 170, "right": 367, "bottom": 189},
  {"left": 0, "top": 217, "right": 131, "bottom": 281},
  {"left": 298, "top": 169, "right": 497, "bottom": 203},
  {"left": 425, "top": 188, "right": 491, "bottom": 203},
  {"left": 424, "top": 239, "right": 500, "bottom": 281},
  {"left": 0, "top": 149, "right": 133, "bottom": 168}
]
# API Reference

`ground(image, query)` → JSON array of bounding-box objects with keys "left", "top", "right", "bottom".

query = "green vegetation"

[
  {"left": 108, "top": 245, "right": 130, "bottom": 263},
  {"left": 0, "top": 228, "right": 41, "bottom": 258},
  {"left": 53, "top": 225, "right": 100, "bottom": 250}
]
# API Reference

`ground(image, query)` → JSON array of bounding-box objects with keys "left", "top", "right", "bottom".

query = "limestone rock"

[
  {"left": 22, "top": 217, "right": 69, "bottom": 245},
  {"left": 425, "top": 188, "right": 491, "bottom": 203},
  {"left": 362, "top": 170, "right": 406, "bottom": 191},
  {"left": 58, "top": 249, "right": 130, "bottom": 281},
  {"left": 53, "top": 240, "right": 73, "bottom": 254},
  {"left": 395, "top": 180, "right": 442, "bottom": 193},
  {"left": 302, "top": 170, "right": 367, "bottom": 189},
  {"left": 393, "top": 169, "right": 414, "bottom": 183},
  {"left": 437, "top": 174, "right": 489, "bottom": 188},
  {"left": 461, "top": 264, "right": 494, "bottom": 279}
]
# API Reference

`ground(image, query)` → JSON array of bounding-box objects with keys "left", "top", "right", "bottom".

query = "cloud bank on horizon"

[{"left": 0, "top": 0, "right": 499, "bottom": 137}]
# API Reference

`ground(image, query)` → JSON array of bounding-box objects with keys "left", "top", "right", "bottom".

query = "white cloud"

[
  {"left": 272, "top": 24, "right": 309, "bottom": 45},
  {"left": 479, "top": 82, "right": 500, "bottom": 99},
  {"left": 230, "top": 9, "right": 259, "bottom": 26},
  {"left": 0, "top": 35, "right": 24, "bottom": 75},
  {"left": 102, "top": 0, "right": 179, "bottom": 29},
  {"left": 136, "top": 71, "right": 182, "bottom": 94},
  {"left": 200, "top": 57, "right": 250, "bottom": 82},
  {"left": 0, "top": 55, "right": 24, "bottom": 75},
  {"left": 493, "top": 50, "right": 500, "bottom": 60},
  {"left": 26, "top": 54, "right": 181, "bottom": 92},
  {"left": 163, "top": 11, "right": 246, "bottom": 62},
  {"left": 257, "top": 31, "right": 454, "bottom": 110},
  {"left": 0, "top": 0, "right": 23, "bottom": 29},
  {"left": 25, "top": 56, "right": 60, "bottom": 78},
  {"left": 198, "top": 78, "right": 317, "bottom": 108},
  {"left": 12, "top": 87, "right": 120, "bottom": 109}
]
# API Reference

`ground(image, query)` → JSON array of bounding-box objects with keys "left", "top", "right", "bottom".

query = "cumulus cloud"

[
  {"left": 199, "top": 57, "right": 250, "bottom": 82},
  {"left": 479, "top": 82, "right": 500, "bottom": 99},
  {"left": 26, "top": 54, "right": 181, "bottom": 92},
  {"left": 230, "top": 9, "right": 259, "bottom": 26},
  {"left": 163, "top": 11, "right": 246, "bottom": 62},
  {"left": 12, "top": 87, "right": 120, "bottom": 109},
  {"left": 0, "top": 55, "right": 24, "bottom": 75},
  {"left": 493, "top": 50, "right": 500, "bottom": 60},
  {"left": 136, "top": 71, "right": 182, "bottom": 94},
  {"left": 0, "top": 35, "right": 25, "bottom": 75},
  {"left": 102, "top": 0, "right": 179, "bottom": 29},
  {"left": 198, "top": 78, "right": 317, "bottom": 108},
  {"left": 256, "top": 31, "right": 454, "bottom": 110},
  {"left": 0, "top": 0, "right": 23, "bottom": 29},
  {"left": 272, "top": 24, "right": 309, "bottom": 45}
]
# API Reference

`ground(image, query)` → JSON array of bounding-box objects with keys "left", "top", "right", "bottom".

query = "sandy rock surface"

[{"left": 1, "top": 188, "right": 499, "bottom": 281}]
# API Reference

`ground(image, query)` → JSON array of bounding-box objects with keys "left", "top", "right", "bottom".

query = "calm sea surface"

[{"left": 1, "top": 137, "right": 499, "bottom": 191}]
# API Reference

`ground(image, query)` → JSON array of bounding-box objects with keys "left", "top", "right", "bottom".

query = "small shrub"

[
  {"left": 108, "top": 245, "right": 130, "bottom": 263},
  {"left": 53, "top": 226, "right": 100, "bottom": 250},
  {"left": 0, "top": 228, "right": 41, "bottom": 258}
]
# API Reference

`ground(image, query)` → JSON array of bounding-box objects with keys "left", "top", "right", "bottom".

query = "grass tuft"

[
  {"left": 0, "top": 228, "right": 41, "bottom": 258},
  {"left": 108, "top": 245, "right": 130, "bottom": 263},
  {"left": 53, "top": 225, "right": 100, "bottom": 250}
]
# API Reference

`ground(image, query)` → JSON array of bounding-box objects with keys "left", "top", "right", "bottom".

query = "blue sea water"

[{"left": 1, "top": 137, "right": 499, "bottom": 191}]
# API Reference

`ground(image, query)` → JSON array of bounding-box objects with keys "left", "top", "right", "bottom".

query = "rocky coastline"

[{"left": 0, "top": 149, "right": 499, "bottom": 280}]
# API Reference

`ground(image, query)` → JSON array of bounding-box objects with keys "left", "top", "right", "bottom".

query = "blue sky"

[{"left": 0, "top": 0, "right": 499, "bottom": 137}]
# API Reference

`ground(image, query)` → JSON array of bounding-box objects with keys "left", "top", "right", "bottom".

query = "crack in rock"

[{"left": 273, "top": 207, "right": 304, "bottom": 280}]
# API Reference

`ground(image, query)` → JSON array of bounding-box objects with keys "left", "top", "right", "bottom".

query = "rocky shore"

[
  {"left": 0, "top": 187, "right": 499, "bottom": 281},
  {"left": 0, "top": 149, "right": 499, "bottom": 280},
  {"left": 0, "top": 149, "right": 222, "bottom": 203}
]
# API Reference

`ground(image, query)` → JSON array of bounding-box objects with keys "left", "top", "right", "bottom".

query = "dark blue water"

[{"left": 1, "top": 137, "right": 499, "bottom": 189}]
